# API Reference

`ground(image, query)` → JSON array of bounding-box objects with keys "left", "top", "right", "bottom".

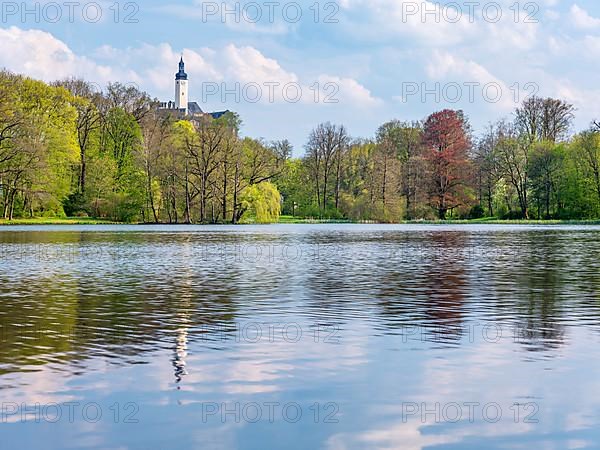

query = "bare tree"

[
  {"left": 139, "top": 111, "right": 173, "bottom": 222},
  {"left": 475, "top": 124, "right": 502, "bottom": 216},
  {"left": 515, "top": 97, "right": 575, "bottom": 143},
  {"left": 495, "top": 123, "right": 530, "bottom": 218},
  {"left": 305, "top": 123, "right": 349, "bottom": 214},
  {"left": 105, "top": 82, "right": 156, "bottom": 122}
]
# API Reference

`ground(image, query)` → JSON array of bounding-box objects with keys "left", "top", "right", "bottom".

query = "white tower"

[{"left": 175, "top": 56, "right": 189, "bottom": 114}]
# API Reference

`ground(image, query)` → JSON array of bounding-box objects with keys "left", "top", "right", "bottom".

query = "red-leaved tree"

[{"left": 422, "top": 109, "right": 472, "bottom": 219}]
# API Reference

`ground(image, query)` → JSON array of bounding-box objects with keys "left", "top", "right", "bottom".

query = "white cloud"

[
  {"left": 317, "top": 75, "right": 383, "bottom": 107},
  {"left": 0, "top": 25, "right": 378, "bottom": 110},
  {"left": 0, "top": 26, "right": 122, "bottom": 84},
  {"left": 218, "top": 44, "right": 298, "bottom": 85},
  {"left": 570, "top": 4, "right": 600, "bottom": 29},
  {"left": 552, "top": 80, "right": 600, "bottom": 124},
  {"left": 339, "top": 0, "right": 478, "bottom": 46},
  {"left": 424, "top": 51, "right": 517, "bottom": 111}
]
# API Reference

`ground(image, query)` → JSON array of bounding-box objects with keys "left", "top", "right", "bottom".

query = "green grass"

[
  {"left": 2, "top": 215, "right": 600, "bottom": 226},
  {"left": 0, "top": 217, "right": 120, "bottom": 225},
  {"left": 278, "top": 215, "right": 353, "bottom": 224},
  {"left": 277, "top": 215, "right": 600, "bottom": 225},
  {"left": 409, "top": 218, "right": 600, "bottom": 225}
]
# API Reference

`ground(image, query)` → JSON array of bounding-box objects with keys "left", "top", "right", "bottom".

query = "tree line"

[
  {"left": 0, "top": 71, "right": 284, "bottom": 223},
  {"left": 1, "top": 70, "right": 599, "bottom": 223}
]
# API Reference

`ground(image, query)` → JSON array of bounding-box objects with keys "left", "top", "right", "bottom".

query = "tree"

[
  {"left": 172, "top": 120, "right": 197, "bottom": 223},
  {"left": 239, "top": 181, "right": 281, "bottom": 223},
  {"left": 573, "top": 130, "right": 600, "bottom": 213},
  {"left": 274, "top": 158, "right": 311, "bottom": 216},
  {"left": 422, "top": 110, "right": 472, "bottom": 219},
  {"left": 304, "top": 123, "right": 349, "bottom": 215},
  {"left": 3, "top": 67, "right": 600, "bottom": 223},
  {"left": 374, "top": 121, "right": 403, "bottom": 219},
  {"left": 53, "top": 78, "right": 102, "bottom": 195},
  {"left": 138, "top": 110, "right": 173, "bottom": 222},
  {"left": 271, "top": 139, "right": 293, "bottom": 163},
  {"left": 102, "top": 107, "right": 141, "bottom": 184},
  {"left": 396, "top": 122, "right": 424, "bottom": 220},
  {"left": 105, "top": 82, "right": 155, "bottom": 122},
  {"left": 474, "top": 124, "right": 502, "bottom": 217},
  {"left": 495, "top": 123, "right": 531, "bottom": 219},
  {"left": 0, "top": 76, "right": 78, "bottom": 219},
  {"left": 374, "top": 121, "right": 424, "bottom": 220},
  {"left": 183, "top": 116, "right": 223, "bottom": 222},
  {"left": 336, "top": 139, "right": 377, "bottom": 220},
  {"left": 0, "top": 71, "right": 23, "bottom": 173},
  {"left": 529, "top": 142, "right": 563, "bottom": 218},
  {"left": 515, "top": 97, "right": 575, "bottom": 143}
]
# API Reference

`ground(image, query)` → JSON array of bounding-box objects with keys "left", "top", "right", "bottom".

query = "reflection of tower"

[
  {"left": 172, "top": 325, "right": 189, "bottom": 386},
  {"left": 175, "top": 56, "right": 189, "bottom": 114},
  {"left": 171, "top": 239, "right": 194, "bottom": 388}
]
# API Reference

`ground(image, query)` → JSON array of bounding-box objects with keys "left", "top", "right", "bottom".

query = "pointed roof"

[{"left": 176, "top": 56, "right": 188, "bottom": 81}]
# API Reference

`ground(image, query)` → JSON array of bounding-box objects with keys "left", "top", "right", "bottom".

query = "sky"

[{"left": 0, "top": 0, "right": 599, "bottom": 154}]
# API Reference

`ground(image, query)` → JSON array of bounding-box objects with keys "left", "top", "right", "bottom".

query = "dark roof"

[
  {"left": 187, "top": 102, "right": 204, "bottom": 114},
  {"left": 210, "top": 110, "right": 229, "bottom": 119},
  {"left": 176, "top": 57, "right": 188, "bottom": 81}
]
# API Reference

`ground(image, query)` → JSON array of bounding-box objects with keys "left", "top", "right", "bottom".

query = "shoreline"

[{"left": 2, "top": 218, "right": 600, "bottom": 226}]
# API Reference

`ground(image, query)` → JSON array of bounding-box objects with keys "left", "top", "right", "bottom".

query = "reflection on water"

[{"left": 1, "top": 224, "right": 600, "bottom": 449}]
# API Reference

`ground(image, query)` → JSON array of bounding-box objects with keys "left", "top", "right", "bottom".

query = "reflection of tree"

[
  {"left": 365, "top": 232, "right": 469, "bottom": 344},
  {"left": 510, "top": 231, "right": 568, "bottom": 352},
  {"left": 0, "top": 278, "right": 79, "bottom": 374},
  {"left": 3, "top": 226, "right": 600, "bottom": 381},
  {"left": 420, "top": 232, "right": 467, "bottom": 334},
  {"left": 301, "top": 232, "right": 361, "bottom": 329},
  {"left": 301, "top": 231, "right": 471, "bottom": 344},
  {"left": 474, "top": 229, "right": 600, "bottom": 353},
  {"left": 0, "top": 230, "right": 241, "bottom": 380}
]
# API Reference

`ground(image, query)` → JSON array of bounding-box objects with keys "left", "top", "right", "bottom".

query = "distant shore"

[{"left": 2, "top": 216, "right": 600, "bottom": 226}]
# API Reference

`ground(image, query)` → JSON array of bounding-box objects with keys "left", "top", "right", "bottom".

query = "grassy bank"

[
  {"left": 277, "top": 215, "right": 600, "bottom": 225},
  {"left": 2, "top": 216, "right": 600, "bottom": 226},
  {"left": 0, "top": 217, "right": 120, "bottom": 226},
  {"left": 411, "top": 218, "right": 600, "bottom": 225}
]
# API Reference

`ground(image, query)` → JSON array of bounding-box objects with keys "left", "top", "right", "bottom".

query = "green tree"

[{"left": 239, "top": 182, "right": 281, "bottom": 223}]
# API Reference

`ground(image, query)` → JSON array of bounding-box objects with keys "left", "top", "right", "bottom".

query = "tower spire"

[{"left": 176, "top": 55, "right": 187, "bottom": 81}]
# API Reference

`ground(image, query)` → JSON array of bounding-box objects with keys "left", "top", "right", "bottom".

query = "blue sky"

[{"left": 1, "top": 0, "right": 599, "bottom": 153}]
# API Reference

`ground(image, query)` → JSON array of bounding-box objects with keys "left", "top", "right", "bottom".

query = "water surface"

[{"left": 1, "top": 224, "right": 599, "bottom": 449}]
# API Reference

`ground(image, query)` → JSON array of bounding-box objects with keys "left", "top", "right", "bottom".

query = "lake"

[{"left": 0, "top": 224, "right": 599, "bottom": 449}]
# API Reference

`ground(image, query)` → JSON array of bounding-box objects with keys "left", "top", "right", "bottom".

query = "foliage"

[
  {"left": 239, "top": 182, "right": 281, "bottom": 223},
  {"left": 1, "top": 69, "right": 600, "bottom": 223},
  {"left": 422, "top": 109, "right": 472, "bottom": 219}
]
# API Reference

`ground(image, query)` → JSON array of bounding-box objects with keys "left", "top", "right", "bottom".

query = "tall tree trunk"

[
  {"left": 80, "top": 149, "right": 87, "bottom": 194},
  {"left": 8, "top": 189, "right": 16, "bottom": 220},
  {"left": 322, "top": 172, "right": 328, "bottom": 213},
  {"left": 222, "top": 161, "right": 228, "bottom": 222},
  {"left": 200, "top": 174, "right": 207, "bottom": 223},
  {"left": 147, "top": 168, "right": 158, "bottom": 223},
  {"left": 382, "top": 156, "right": 387, "bottom": 210},
  {"left": 185, "top": 161, "right": 191, "bottom": 224},
  {"left": 231, "top": 161, "right": 240, "bottom": 224},
  {"left": 2, "top": 186, "right": 9, "bottom": 219},
  {"left": 335, "top": 153, "right": 342, "bottom": 210}
]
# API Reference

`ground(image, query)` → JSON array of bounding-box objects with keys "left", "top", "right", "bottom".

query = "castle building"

[{"left": 158, "top": 57, "right": 229, "bottom": 120}]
